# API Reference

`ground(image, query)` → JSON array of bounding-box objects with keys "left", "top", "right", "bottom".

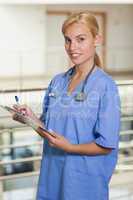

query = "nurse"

[{"left": 13, "top": 11, "right": 121, "bottom": 200}]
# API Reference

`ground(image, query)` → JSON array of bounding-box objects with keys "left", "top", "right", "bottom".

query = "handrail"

[
  {"left": 0, "top": 137, "right": 132, "bottom": 150},
  {"left": 0, "top": 171, "right": 39, "bottom": 181},
  {"left": 118, "top": 156, "right": 133, "bottom": 163},
  {"left": 0, "top": 156, "right": 41, "bottom": 166},
  {"left": 0, "top": 129, "right": 132, "bottom": 149},
  {"left": 116, "top": 79, "right": 133, "bottom": 85},
  {"left": 0, "top": 141, "right": 42, "bottom": 150},
  {"left": 0, "top": 155, "right": 133, "bottom": 168},
  {"left": 0, "top": 165, "right": 133, "bottom": 182},
  {"left": 121, "top": 116, "right": 133, "bottom": 121},
  {"left": 116, "top": 165, "right": 133, "bottom": 171},
  {"left": 119, "top": 141, "right": 133, "bottom": 148},
  {"left": 0, "top": 126, "right": 34, "bottom": 133},
  {"left": 0, "top": 153, "right": 133, "bottom": 166},
  {"left": 120, "top": 130, "right": 133, "bottom": 135},
  {"left": 0, "top": 80, "right": 133, "bottom": 94},
  {"left": 0, "top": 88, "right": 46, "bottom": 93},
  {"left": 0, "top": 137, "right": 124, "bottom": 151}
]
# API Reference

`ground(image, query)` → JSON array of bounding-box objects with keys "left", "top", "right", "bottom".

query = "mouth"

[{"left": 70, "top": 53, "right": 81, "bottom": 58}]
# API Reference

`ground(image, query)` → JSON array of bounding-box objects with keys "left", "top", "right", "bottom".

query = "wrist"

[{"left": 67, "top": 144, "right": 76, "bottom": 153}]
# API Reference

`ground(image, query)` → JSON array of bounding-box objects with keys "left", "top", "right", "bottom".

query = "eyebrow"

[{"left": 64, "top": 34, "right": 87, "bottom": 39}]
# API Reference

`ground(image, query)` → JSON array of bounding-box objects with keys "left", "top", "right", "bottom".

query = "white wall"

[
  {"left": 46, "top": 14, "right": 68, "bottom": 75},
  {"left": 0, "top": 4, "right": 133, "bottom": 89},
  {"left": 0, "top": 5, "right": 46, "bottom": 77}
]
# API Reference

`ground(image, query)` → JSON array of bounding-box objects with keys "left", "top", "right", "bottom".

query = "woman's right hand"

[{"left": 12, "top": 104, "right": 36, "bottom": 124}]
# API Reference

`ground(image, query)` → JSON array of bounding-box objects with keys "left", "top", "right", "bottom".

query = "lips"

[{"left": 70, "top": 53, "right": 81, "bottom": 58}]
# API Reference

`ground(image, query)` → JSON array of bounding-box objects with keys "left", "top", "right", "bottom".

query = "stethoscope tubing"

[{"left": 48, "top": 63, "right": 96, "bottom": 102}]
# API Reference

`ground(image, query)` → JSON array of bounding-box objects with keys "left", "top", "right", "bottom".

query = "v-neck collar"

[{"left": 64, "top": 66, "right": 100, "bottom": 96}]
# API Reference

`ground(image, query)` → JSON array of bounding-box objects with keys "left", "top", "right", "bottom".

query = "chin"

[
  {"left": 72, "top": 61, "right": 85, "bottom": 66},
  {"left": 71, "top": 57, "right": 92, "bottom": 67},
  {"left": 71, "top": 59, "right": 82, "bottom": 66}
]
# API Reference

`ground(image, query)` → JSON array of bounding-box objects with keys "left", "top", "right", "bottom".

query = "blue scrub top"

[{"left": 36, "top": 66, "right": 121, "bottom": 200}]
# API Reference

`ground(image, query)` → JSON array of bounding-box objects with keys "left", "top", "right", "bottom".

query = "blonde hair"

[{"left": 62, "top": 11, "right": 102, "bottom": 67}]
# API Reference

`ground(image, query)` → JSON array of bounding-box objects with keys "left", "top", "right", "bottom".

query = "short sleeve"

[{"left": 94, "top": 80, "right": 121, "bottom": 149}]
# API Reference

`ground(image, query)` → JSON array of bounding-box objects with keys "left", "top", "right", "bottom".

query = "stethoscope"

[{"left": 48, "top": 63, "right": 96, "bottom": 102}]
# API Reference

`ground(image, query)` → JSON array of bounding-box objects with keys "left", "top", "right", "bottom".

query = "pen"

[
  {"left": 14, "top": 95, "right": 25, "bottom": 115},
  {"left": 15, "top": 95, "right": 26, "bottom": 115},
  {"left": 15, "top": 95, "right": 19, "bottom": 104}
]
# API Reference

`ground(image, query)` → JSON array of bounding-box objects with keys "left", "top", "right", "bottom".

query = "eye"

[
  {"left": 65, "top": 37, "right": 71, "bottom": 44},
  {"left": 77, "top": 37, "right": 85, "bottom": 42}
]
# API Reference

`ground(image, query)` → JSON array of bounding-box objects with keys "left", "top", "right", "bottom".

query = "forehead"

[{"left": 64, "top": 22, "right": 91, "bottom": 37}]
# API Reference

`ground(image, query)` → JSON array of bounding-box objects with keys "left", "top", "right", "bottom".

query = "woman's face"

[{"left": 64, "top": 22, "right": 97, "bottom": 66}]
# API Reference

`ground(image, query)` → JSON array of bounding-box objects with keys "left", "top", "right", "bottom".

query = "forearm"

[
  {"left": 69, "top": 142, "right": 112, "bottom": 155},
  {"left": 35, "top": 116, "right": 44, "bottom": 127},
  {"left": 30, "top": 112, "right": 44, "bottom": 128},
  {"left": 36, "top": 128, "right": 46, "bottom": 138}
]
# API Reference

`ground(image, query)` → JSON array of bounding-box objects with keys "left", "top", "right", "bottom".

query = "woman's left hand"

[{"left": 38, "top": 129, "right": 73, "bottom": 152}]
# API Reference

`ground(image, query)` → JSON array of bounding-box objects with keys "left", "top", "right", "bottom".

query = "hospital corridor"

[{"left": 0, "top": 3, "right": 133, "bottom": 200}]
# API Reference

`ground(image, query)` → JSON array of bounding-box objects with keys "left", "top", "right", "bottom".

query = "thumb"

[{"left": 48, "top": 129, "right": 60, "bottom": 138}]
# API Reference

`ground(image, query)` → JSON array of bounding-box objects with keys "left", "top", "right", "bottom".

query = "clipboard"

[
  {"left": 0, "top": 105, "right": 56, "bottom": 138},
  {"left": 0, "top": 105, "right": 20, "bottom": 114},
  {"left": 38, "top": 127, "right": 56, "bottom": 138}
]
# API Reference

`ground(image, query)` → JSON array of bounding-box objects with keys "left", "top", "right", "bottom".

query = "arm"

[
  {"left": 38, "top": 129, "right": 112, "bottom": 155},
  {"left": 68, "top": 142, "right": 112, "bottom": 155}
]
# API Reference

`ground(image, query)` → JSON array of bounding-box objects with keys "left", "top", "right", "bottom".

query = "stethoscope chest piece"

[{"left": 75, "top": 92, "right": 87, "bottom": 101}]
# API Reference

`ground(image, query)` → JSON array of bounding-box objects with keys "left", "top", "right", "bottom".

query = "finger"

[
  {"left": 13, "top": 104, "right": 27, "bottom": 115},
  {"left": 12, "top": 113, "right": 25, "bottom": 124},
  {"left": 12, "top": 113, "right": 20, "bottom": 122},
  {"left": 12, "top": 113, "right": 18, "bottom": 121},
  {"left": 13, "top": 104, "right": 20, "bottom": 111},
  {"left": 38, "top": 127, "right": 58, "bottom": 138},
  {"left": 44, "top": 132, "right": 55, "bottom": 141},
  {"left": 37, "top": 128, "right": 53, "bottom": 140},
  {"left": 49, "top": 142, "right": 54, "bottom": 147},
  {"left": 48, "top": 129, "right": 60, "bottom": 138}
]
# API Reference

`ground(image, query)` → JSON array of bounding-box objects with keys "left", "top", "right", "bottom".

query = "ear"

[{"left": 94, "top": 34, "right": 103, "bottom": 47}]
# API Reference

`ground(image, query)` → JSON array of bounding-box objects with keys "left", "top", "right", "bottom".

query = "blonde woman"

[{"left": 13, "top": 11, "right": 121, "bottom": 200}]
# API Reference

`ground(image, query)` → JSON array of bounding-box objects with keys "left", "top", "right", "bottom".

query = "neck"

[{"left": 75, "top": 59, "right": 95, "bottom": 77}]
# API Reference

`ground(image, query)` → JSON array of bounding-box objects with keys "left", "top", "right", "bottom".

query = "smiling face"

[{"left": 64, "top": 22, "right": 97, "bottom": 67}]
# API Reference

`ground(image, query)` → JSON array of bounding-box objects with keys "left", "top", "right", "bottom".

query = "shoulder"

[
  {"left": 96, "top": 67, "right": 118, "bottom": 92},
  {"left": 96, "top": 68, "right": 121, "bottom": 110},
  {"left": 49, "top": 67, "right": 74, "bottom": 87},
  {"left": 51, "top": 72, "right": 65, "bottom": 83},
  {"left": 48, "top": 72, "right": 65, "bottom": 88}
]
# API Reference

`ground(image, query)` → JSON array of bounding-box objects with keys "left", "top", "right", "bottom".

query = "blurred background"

[{"left": 0, "top": 2, "right": 133, "bottom": 200}]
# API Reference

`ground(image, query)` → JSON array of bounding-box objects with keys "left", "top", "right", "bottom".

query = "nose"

[{"left": 69, "top": 41, "right": 77, "bottom": 51}]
